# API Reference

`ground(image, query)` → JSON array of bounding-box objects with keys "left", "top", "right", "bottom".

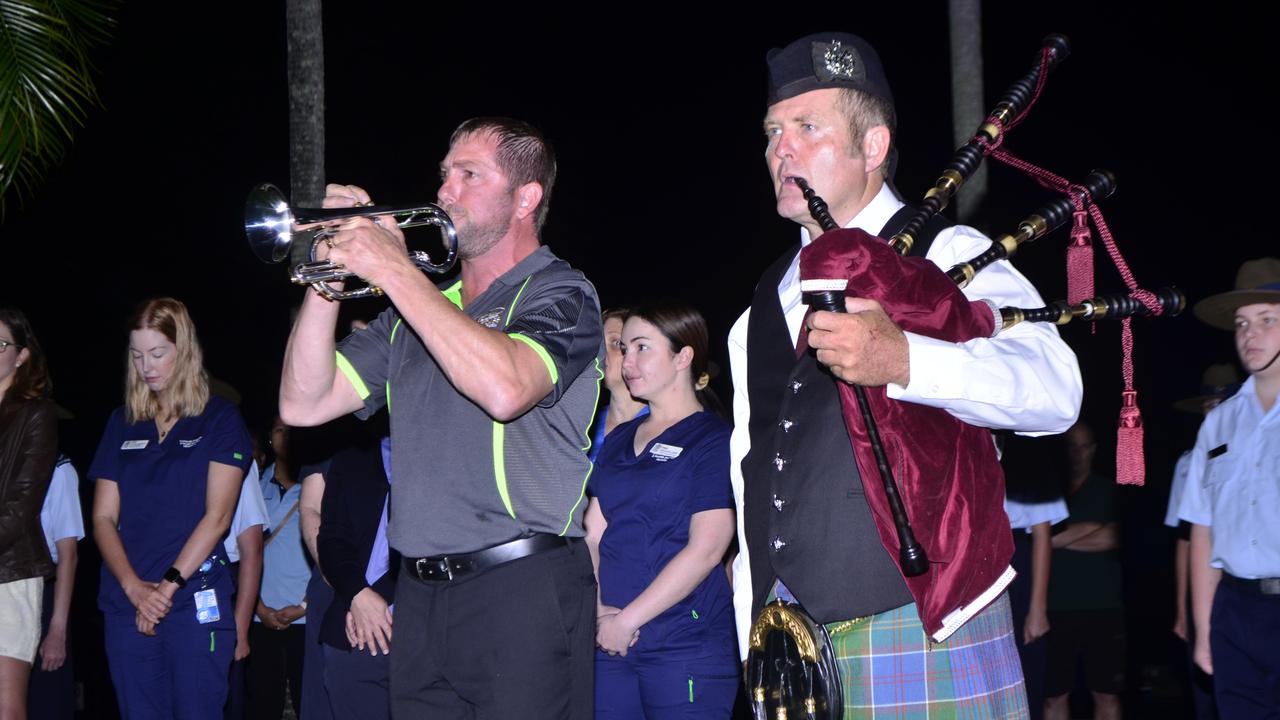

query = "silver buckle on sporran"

[{"left": 746, "top": 599, "right": 843, "bottom": 720}]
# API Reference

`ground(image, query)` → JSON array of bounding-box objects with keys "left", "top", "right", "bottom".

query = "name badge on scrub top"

[
  {"left": 121, "top": 440, "right": 149, "bottom": 450},
  {"left": 194, "top": 589, "right": 220, "bottom": 624},
  {"left": 650, "top": 443, "right": 683, "bottom": 462}
]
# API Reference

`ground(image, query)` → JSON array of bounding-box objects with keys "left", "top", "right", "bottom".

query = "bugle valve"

[{"left": 244, "top": 183, "right": 459, "bottom": 301}]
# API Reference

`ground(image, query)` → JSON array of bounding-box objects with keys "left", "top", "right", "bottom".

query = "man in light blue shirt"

[{"left": 1179, "top": 257, "right": 1280, "bottom": 716}]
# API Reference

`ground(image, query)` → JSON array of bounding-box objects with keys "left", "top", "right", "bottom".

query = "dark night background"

[{"left": 3, "top": 2, "right": 1276, "bottom": 716}]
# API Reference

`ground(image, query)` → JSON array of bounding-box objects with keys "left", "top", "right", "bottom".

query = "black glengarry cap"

[{"left": 766, "top": 32, "right": 894, "bottom": 111}]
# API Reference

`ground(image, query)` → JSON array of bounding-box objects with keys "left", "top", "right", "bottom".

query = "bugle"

[{"left": 245, "top": 183, "right": 458, "bottom": 301}]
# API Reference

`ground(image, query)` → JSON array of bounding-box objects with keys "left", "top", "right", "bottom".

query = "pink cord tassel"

[
  {"left": 1115, "top": 320, "right": 1145, "bottom": 485},
  {"left": 1066, "top": 211, "right": 1094, "bottom": 304}
]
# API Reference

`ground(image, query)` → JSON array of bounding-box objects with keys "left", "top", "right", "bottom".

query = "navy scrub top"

[
  {"left": 90, "top": 395, "right": 252, "bottom": 621},
  {"left": 589, "top": 410, "right": 736, "bottom": 659}
]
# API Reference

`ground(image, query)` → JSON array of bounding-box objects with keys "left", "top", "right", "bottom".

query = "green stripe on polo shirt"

[
  {"left": 386, "top": 381, "right": 391, "bottom": 413},
  {"left": 509, "top": 333, "right": 558, "bottom": 385},
  {"left": 335, "top": 352, "right": 370, "bottom": 400},
  {"left": 442, "top": 280, "right": 463, "bottom": 309},
  {"left": 492, "top": 422, "right": 516, "bottom": 519},
  {"left": 389, "top": 318, "right": 403, "bottom": 345},
  {"left": 559, "top": 357, "right": 604, "bottom": 536},
  {"left": 505, "top": 276, "right": 533, "bottom": 326}
]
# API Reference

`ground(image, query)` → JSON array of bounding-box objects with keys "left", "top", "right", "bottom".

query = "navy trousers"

[
  {"left": 1210, "top": 578, "right": 1280, "bottom": 718},
  {"left": 323, "top": 644, "right": 390, "bottom": 719},
  {"left": 105, "top": 612, "right": 235, "bottom": 720},
  {"left": 301, "top": 569, "right": 334, "bottom": 720}
]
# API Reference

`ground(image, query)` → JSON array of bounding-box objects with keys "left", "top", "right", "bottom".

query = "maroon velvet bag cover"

[{"left": 798, "top": 228, "right": 1013, "bottom": 638}]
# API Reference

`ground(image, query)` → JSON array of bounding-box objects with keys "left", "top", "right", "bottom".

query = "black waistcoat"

[{"left": 741, "top": 207, "right": 946, "bottom": 624}]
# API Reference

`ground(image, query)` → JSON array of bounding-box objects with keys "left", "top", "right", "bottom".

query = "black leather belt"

[
  {"left": 403, "top": 533, "right": 569, "bottom": 582},
  {"left": 1222, "top": 572, "right": 1280, "bottom": 596}
]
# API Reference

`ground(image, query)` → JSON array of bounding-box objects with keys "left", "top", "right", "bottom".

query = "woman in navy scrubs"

[
  {"left": 90, "top": 298, "right": 252, "bottom": 719},
  {"left": 585, "top": 301, "right": 738, "bottom": 719}
]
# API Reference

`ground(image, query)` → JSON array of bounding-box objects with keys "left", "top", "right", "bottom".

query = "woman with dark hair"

[
  {"left": 584, "top": 301, "right": 738, "bottom": 718},
  {"left": 90, "top": 298, "right": 253, "bottom": 718},
  {"left": 0, "top": 307, "right": 58, "bottom": 720},
  {"left": 588, "top": 308, "right": 649, "bottom": 462}
]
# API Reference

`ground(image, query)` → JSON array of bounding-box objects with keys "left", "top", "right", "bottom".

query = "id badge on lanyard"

[{"left": 193, "top": 555, "right": 221, "bottom": 624}]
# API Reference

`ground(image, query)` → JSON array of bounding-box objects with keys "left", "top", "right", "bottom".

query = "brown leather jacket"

[{"left": 0, "top": 397, "right": 57, "bottom": 583}]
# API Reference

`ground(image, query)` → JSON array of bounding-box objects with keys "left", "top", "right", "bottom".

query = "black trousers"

[
  {"left": 389, "top": 539, "right": 596, "bottom": 719},
  {"left": 1009, "top": 532, "right": 1047, "bottom": 720},
  {"left": 27, "top": 579, "right": 74, "bottom": 720},
  {"left": 246, "top": 622, "right": 304, "bottom": 720}
]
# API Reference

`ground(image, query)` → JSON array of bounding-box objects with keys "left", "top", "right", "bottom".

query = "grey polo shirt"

[{"left": 336, "top": 246, "right": 604, "bottom": 557}]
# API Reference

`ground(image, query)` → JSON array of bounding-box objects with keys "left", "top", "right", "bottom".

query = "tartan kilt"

[{"left": 824, "top": 593, "right": 1029, "bottom": 719}]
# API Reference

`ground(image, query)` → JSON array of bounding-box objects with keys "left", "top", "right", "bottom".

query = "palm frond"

[{"left": 0, "top": 0, "right": 116, "bottom": 212}]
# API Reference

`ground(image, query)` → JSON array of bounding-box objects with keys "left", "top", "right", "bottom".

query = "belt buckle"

[
  {"left": 1261, "top": 578, "right": 1280, "bottom": 595},
  {"left": 416, "top": 557, "right": 452, "bottom": 581}
]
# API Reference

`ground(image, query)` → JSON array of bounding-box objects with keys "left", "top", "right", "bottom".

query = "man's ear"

[
  {"left": 515, "top": 182, "right": 544, "bottom": 220},
  {"left": 861, "top": 125, "right": 891, "bottom": 175}
]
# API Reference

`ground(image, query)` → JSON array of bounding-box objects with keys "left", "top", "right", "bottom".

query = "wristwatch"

[{"left": 162, "top": 566, "right": 187, "bottom": 589}]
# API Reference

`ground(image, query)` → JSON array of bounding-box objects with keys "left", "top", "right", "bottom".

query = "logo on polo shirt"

[
  {"left": 476, "top": 308, "right": 506, "bottom": 329},
  {"left": 179, "top": 436, "right": 203, "bottom": 448}
]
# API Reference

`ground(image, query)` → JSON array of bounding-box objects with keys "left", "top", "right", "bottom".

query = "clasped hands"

[
  {"left": 344, "top": 587, "right": 393, "bottom": 657},
  {"left": 127, "top": 578, "right": 175, "bottom": 636},
  {"left": 301, "top": 183, "right": 412, "bottom": 291},
  {"left": 596, "top": 605, "right": 640, "bottom": 657},
  {"left": 258, "top": 600, "right": 306, "bottom": 630},
  {"left": 805, "top": 297, "right": 911, "bottom": 388}
]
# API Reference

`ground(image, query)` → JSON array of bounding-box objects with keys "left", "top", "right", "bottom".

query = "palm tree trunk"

[{"left": 286, "top": 0, "right": 325, "bottom": 266}]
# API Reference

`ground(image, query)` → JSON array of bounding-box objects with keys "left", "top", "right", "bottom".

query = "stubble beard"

[{"left": 454, "top": 201, "right": 513, "bottom": 261}]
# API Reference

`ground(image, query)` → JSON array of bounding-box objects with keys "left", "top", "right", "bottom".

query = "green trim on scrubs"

[{"left": 336, "top": 352, "right": 371, "bottom": 400}]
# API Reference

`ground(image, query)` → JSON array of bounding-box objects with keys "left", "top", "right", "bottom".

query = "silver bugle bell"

[{"left": 244, "top": 183, "right": 459, "bottom": 301}]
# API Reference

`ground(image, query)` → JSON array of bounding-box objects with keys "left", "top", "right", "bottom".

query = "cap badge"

[{"left": 814, "top": 40, "right": 864, "bottom": 83}]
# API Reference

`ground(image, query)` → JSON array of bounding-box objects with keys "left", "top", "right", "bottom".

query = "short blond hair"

[
  {"left": 836, "top": 88, "right": 895, "bottom": 170},
  {"left": 125, "top": 298, "right": 209, "bottom": 423}
]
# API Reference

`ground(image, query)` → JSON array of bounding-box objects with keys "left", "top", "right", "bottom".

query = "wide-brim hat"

[
  {"left": 766, "top": 32, "right": 894, "bottom": 112},
  {"left": 1172, "top": 363, "right": 1241, "bottom": 413},
  {"left": 1193, "top": 257, "right": 1280, "bottom": 330}
]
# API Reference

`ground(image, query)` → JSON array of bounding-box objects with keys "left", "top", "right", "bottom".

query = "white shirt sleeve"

[
  {"left": 223, "top": 463, "right": 268, "bottom": 561},
  {"left": 885, "top": 224, "right": 1082, "bottom": 435},
  {"left": 1165, "top": 451, "right": 1192, "bottom": 528},
  {"left": 40, "top": 460, "right": 85, "bottom": 564},
  {"left": 1178, "top": 416, "right": 1215, "bottom": 527},
  {"left": 727, "top": 308, "right": 756, "bottom": 662}
]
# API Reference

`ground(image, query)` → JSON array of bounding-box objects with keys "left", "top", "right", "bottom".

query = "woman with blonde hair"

[
  {"left": 90, "top": 298, "right": 253, "bottom": 718},
  {"left": 0, "top": 307, "right": 58, "bottom": 720}
]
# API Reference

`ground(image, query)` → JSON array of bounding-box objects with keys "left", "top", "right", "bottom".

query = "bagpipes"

[{"left": 747, "top": 34, "right": 1179, "bottom": 720}]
